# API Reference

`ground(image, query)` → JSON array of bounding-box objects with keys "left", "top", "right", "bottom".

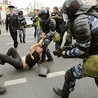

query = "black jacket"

[{"left": 6, "top": 13, "right": 20, "bottom": 32}]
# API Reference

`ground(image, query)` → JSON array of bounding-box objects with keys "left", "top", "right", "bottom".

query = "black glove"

[
  {"left": 53, "top": 50, "right": 62, "bottom": 57},
  {"left": 53, "top": 46, "right": 63, "bottom": 57}
]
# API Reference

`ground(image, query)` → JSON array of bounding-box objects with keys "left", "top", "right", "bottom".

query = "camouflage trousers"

[
  {"left": 71, "top": 55, "right": 98, "bottom": 79},
  {"left": 68, "top": 55, "right": 98, "bottom": 92}
]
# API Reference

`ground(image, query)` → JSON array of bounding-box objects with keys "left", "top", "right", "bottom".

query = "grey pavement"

[{"left": 0, "top": 26, "right": 98, "bottom": 98}]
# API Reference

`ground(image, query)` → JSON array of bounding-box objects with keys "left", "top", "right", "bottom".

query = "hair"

[
  {"left": 53, "top": 6, "right": 59, "bottom": 11},
  {"left": 36, "top": 9, "right": 39, "bottom": 12}
]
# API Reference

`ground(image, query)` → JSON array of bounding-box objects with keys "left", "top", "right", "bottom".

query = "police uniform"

[
  {"left": 53, "top": 0, "right": 98, "bottom": 98},
  {"left": 6, "top": 5, "right": 20, "bottom": 48},
  {"left": 38, "top": 8, "right": 57, "bottom": 62}
]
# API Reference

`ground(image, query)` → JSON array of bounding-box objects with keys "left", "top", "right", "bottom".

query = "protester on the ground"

[{"left": 0, "top": 38, "right": 44, "bottom": 70}]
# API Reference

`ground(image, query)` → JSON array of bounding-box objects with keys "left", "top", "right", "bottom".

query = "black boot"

[
  {"left": 23, "top": 33, "right": 26, "bottom": 43},
  {"left": 46, "top": 52, "right": 53, "bottom": 62},
  {"left": 0, "top": 87, "right": 6, "bottom": 94},
  {"left": 53, "top": 82, "right": 70, "bottom": 98},
  {"left": 53, "top": 87, "right": 66, "bottom": 98},
  {"left": 23, "top": 39, "right": 26, "bottom": 43},
  {"left": 19, "top": 32, "right": 22, "bottom": 43},
  {"left": 53, "top": 70, "right": 75, "bottom": 98},
  {"left": 20, "top": 38, "right": 22, "bottom": 43}
]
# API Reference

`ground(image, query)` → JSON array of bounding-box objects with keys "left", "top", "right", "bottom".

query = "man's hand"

[
  {"left": 53, "top": 50, "right": 66, "bottom": 58},
  {"left": 62, "top": 51, "right": 66, "bottom": 57},
  {"left": 51, "top": 14, "right": 58, "bottom": 19},
  {"left": 39, "top": 39, "right": 44, "bottom": 46}
]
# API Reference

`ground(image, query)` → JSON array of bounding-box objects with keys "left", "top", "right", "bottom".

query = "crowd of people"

[{"left": 1, "top": 0, "right": 98, "bottom": 97}]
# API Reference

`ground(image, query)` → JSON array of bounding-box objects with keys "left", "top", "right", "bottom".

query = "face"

[
  {"left": 53, "top": 8, "right": 58, "bottom": 13},
  {"left": 9, "top": 8, "right": 14, "bottom": 13},
  {"left": 35, "top": 47, "right": 43, "bottom": 55}
]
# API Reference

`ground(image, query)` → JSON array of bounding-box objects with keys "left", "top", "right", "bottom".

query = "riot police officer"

[
  {"left": 18, "top": 10, "right": 26, "bottom": 43},
  {"left": 53, "top": 0, "right": 98, "bottom": 98},
  {"left": 6, "top": 5, "right": 20, "bottom": 48},
  {"left": 38, "top": 8, "right": 57, "bottom": 63}
]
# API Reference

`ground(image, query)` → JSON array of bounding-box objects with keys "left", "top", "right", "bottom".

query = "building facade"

[
  {"left": 83, "top": 0, "right": 96, "bottom": 5},
  {"left": 0, "top": 0, "right": 10, "bottom": 20}
]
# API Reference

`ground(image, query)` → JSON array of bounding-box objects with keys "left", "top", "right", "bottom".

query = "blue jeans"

[
  {"left": 19, "top": 27, "right": 26, "bottom": 42},
  {"left": 36, "top": 29, "right": 42, "bottom": 42}
]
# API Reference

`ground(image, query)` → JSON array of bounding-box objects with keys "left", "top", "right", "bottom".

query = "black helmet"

[
  {"left": 62, "top": 0, "right": 83, "bottom": 22},
  {"left": 18, "top": 10, "right": 23, "bottom": 15},
  {"left": 38, "top": 8, "right": 49, "bottom": 22}
]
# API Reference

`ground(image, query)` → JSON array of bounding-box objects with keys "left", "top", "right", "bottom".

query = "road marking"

[
  {"left": 26, "top": 40, "right": 34, "bottom": 43},
  {"left": 7, "top": 40, "right": 34, "bottom": 44},
  {"left": 4, "top": 78, "right": 26, "bottom": 86},
  {"left": 7, "top": 42, "right": 13, "bottom": 44},
  {"left": 47, "top": 71, "right": 65, "bottom": 78},
  {"left": 1, "top": 33, "right": 10, "bottom": 36}
]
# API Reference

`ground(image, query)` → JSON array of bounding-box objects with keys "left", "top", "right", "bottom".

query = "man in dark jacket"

[
  {"left": 6, "top": 5, "right": 20, "bottom": 48},
  {"left": 51, "top": 7, "right": 67, "bottom": 50}
]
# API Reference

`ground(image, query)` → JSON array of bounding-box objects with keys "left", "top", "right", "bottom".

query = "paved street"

[{"left": 0, "top": 26, "right": 98, "bottom": 98}]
